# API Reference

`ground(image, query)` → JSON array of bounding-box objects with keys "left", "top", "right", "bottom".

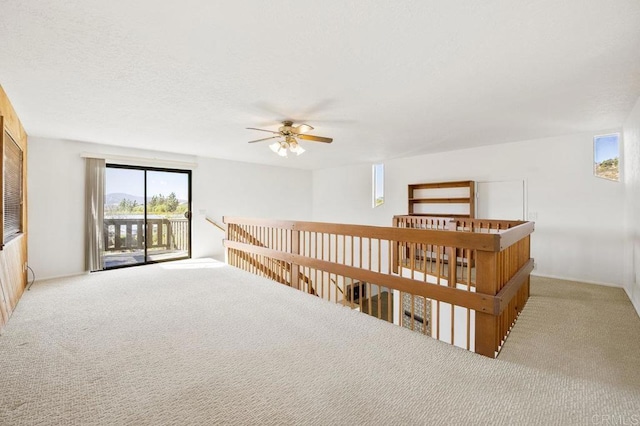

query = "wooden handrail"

[
  {"left": 330, "top": 278, "right": 344, "bottom": 295},
  {"left": 394, "top": 215, "right": 528, "bottom": 230},
  {"left": 225, "top": 216, "right": 502, "bottom": 252},
  {"left": 496, "top": 222, "right": 535, "bottom": 250},
  {"left": 206, "top": 217, "right": 226, "bottom": 232}
]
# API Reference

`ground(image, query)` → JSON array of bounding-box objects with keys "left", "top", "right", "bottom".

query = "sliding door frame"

[{"left": 105, "top": 163, "right": 192, "bottom": 270}]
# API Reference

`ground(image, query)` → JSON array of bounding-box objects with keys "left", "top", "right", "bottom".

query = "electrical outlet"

[{"left": 528, "top": 212, "right": 538, "bottom": 221}]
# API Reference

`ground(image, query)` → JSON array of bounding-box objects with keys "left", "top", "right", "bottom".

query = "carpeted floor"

[
  {"left": 0, "top": 260, "right": 638, "bottom": 425},
  {"left": 499, "top": 276, "right": 640, "bottom": 391}
]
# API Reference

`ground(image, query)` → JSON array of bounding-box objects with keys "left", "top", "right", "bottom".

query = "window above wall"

[
  {"left": 372, "top": 163, "right": 384, "bottom": 208},
  {"left": 594, "top": 133, "right": 620, "bottom": 182}
]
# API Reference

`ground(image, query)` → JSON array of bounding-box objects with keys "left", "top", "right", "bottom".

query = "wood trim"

[
  {"left": 409, "top": 198, "right": 472, "bottom": 204},
  {"left": 224, "top": 216, "right": 501, "bottom": 251},
  {"left": 224, "top": 239, "right": 497, "bottom": 313},
  {"left": 0, "top": 86, "right": 27, "bottom": 150},
  {"left": 205, "top": 217, "right": 226, "bottom": 232},
  {"left": 290, "top": 231, "right": 300, "bottom": 290},
  {"left": 495, "top": 258, "right": 534, "bottom": 314},
  {"left": 474, "top": 250, "right": 499, "bottom": 358},
  {"left": 469, "top": 181, "right": 476, "bottom": 218},
  {"left": 497, "top": 222, "right": 535, "bottom": 250},
  {"left": 451, "top": 218, "right": 527, "bottom": 228},
  {"left": 0, "top": 85, "right": 28, "bottom": 331},
  {"left": 0, "top": 115, "right": 4, "bottom": 246},
  {"left": 405, "top": 213, "right": 472, "bottom": 218},
  {"left": 408, "top": 180, "right": 474, "bottom": 190}
]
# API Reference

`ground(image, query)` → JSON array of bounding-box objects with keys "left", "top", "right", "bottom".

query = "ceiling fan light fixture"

[
  {"left": 269, "top": 141, "right": 288, "bottom": 157},
  {"left": 290, "top": 143, "right": 305, "bottom": 156},
  {"left": 248, "top": 121, "right": 332, "bottom": 158},
  {"left": 269, "top": 142, "right": 281, "bottom": 154}
]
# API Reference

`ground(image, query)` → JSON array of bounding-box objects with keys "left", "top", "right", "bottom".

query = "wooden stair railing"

[
  {"left": 206, "top": 217, "right": 226, "bottom": 232},
  {"left": 224, "top": 216, "right": 535, "bottom": 358},
  {"left": 229, "top": 222, "right": 317, "bottom": 295}
]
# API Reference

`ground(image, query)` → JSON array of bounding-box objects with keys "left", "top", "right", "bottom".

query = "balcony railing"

[{"left": 104, "top": 216, "right": 189, "bottom": 252}]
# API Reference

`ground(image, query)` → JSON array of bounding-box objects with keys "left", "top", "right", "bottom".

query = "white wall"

[
  {"left": 313, "top": 131, "right": 625, "bottom": 287},
  {"left": 623, "top": 96, "right": 640, "bottom": 314},
  {"left": 28, "top": 137, "right": 312, "bottom": 280}
]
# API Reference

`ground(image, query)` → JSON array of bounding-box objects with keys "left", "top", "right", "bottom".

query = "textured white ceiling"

[{"left": 1, "top": 0, "right": 639, "bottom": 169}]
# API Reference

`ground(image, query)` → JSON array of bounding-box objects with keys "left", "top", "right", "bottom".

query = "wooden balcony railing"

[
  {"left": 223, "top": 216, "right": 534, "bottom": 358},
  {"left": 104, "top": 216, "right": 189, "bottom": 252}
]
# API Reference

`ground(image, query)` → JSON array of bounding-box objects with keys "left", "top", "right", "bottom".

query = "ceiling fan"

[{"left": 247, "top": 121, "right": 333, "bottom": 157}]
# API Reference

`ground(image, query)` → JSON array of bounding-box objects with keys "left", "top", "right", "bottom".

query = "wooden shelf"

[
  {"left": 409, "top": 197, "right": 471, "bottom": 204},
  {"left": 408, "top": 180, "right": 475, "bottom": 218},
  {"left": 408, "top": 180, "right": 473, "bottom": 190}
]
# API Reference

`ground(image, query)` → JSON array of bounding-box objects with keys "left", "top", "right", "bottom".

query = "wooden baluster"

[
  {"left": 409, "top": 242, "right": 415, "bottom": 280},
  {"left": 392, "top": 217, "right": 399, "bottom": 273},
  {"left": 290, "top": 228, "right": 300, "bottom": 290},
  {"left": 377, "top": 239, "right": 381, "bottom": 273}
]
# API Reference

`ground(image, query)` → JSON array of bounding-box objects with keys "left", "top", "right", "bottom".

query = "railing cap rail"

[
  {"left": 224, "top": 216, "right": 534, "bottom": 252},
  {"left": 392, "top": 215, "right": 534, "bottom": 251},
  {"left": 224, "top": 216, "right": 501, "bottom": 251}
]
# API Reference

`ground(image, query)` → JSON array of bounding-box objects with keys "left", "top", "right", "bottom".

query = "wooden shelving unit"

[{"left": 407, "top": 180, "right": 475, "bottom": 218}]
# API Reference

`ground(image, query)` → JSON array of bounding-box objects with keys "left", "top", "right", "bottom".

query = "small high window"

[
  {"left": 594, "top": 134, "right": 620, "bottom": 182},
  {"left": 372, "top": 163, "right": 384, "bottom": 208}
]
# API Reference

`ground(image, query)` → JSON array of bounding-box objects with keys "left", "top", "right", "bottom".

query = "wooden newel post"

[
  {"left": 475, "top": 250, "right": 499, "bottom": 358},
  {"left": 290, "top": 229, "right": 301, "bottom": 290}
]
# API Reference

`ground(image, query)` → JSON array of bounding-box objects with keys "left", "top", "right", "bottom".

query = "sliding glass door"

[{"left": 103, "top": 165, "right": 191, "bottom": 269}]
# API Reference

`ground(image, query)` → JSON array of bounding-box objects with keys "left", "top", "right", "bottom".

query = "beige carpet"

[
  {"left": 0, "top": 260, "right": 638, "bottom": 425},
  {"left": 499, "top": 276, "right": 640, "bottom": 391}
]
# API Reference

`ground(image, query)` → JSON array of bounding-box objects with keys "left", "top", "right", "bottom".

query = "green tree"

[{"left": 166, "top": 192, "right": 179, "bottom": 212}]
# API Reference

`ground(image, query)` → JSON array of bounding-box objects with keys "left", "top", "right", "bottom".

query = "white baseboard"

[
  {"left": 34, "top": 271, "right": 87, "bottom": 283},
  {"left": 530, "top": 272, "right": 622, "bottom": 288}
]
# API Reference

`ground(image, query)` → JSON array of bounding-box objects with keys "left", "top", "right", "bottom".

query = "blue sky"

[
  {"left": 594, "top": 134, "right": 619, "bottom": 163},
  {"left": 106, "top": 168, "right": 189, "bottom": 200}
]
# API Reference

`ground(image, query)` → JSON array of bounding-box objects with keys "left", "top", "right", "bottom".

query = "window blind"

[{"left": 4, "top": 131, "right": 23, "bottom": 242}]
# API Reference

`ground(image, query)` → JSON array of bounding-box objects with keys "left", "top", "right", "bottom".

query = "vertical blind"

[{"left": 3, "top": 131, "right": 23, "bottom": 242}]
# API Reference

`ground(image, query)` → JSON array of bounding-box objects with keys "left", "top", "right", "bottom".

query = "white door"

[{"left": 476, "top": 180, "right": 525, "bottom": 220}]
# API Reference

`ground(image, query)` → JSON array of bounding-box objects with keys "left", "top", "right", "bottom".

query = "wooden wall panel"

[{"left": 0, "top": 84, "right": 28, "bottom": 331}]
